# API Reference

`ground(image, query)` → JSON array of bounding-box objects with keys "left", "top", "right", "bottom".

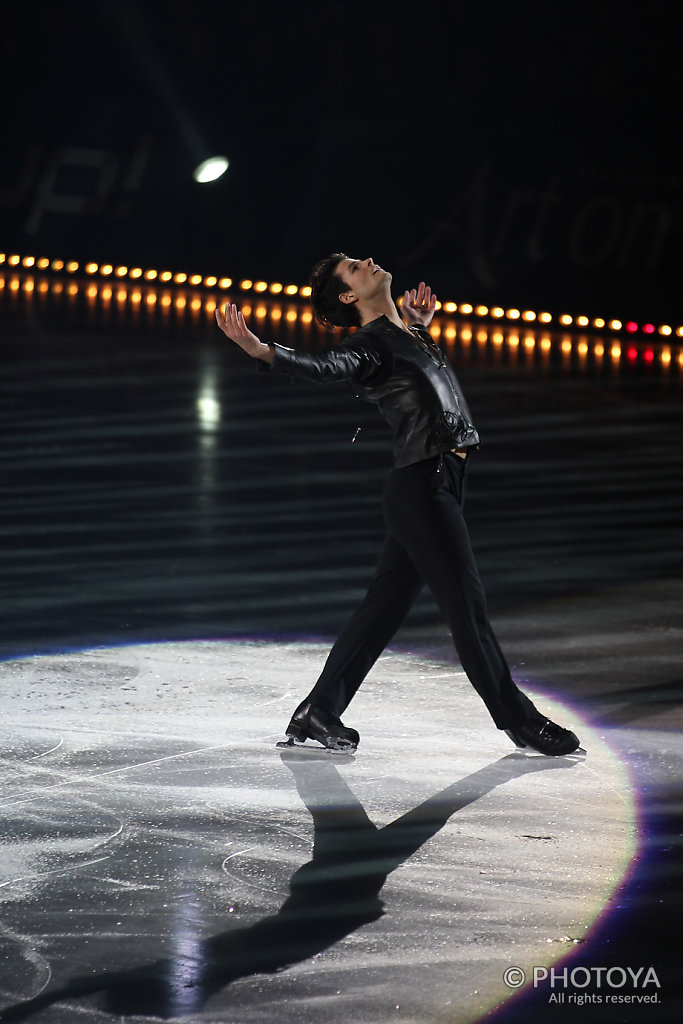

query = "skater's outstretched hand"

[
  {"left": 215, "top": 301, "right": 275, "bottom": 363},
  {"left": 402, "top": 281, "right": 437, "bottom": 328}
]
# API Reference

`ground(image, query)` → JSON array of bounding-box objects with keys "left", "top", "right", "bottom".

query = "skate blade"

[
  {"left": 275, "top": 736, "right": 357, "bottom": 756},
  {"left": 507, "top": 743, "right": 587, "bottom": 758}
]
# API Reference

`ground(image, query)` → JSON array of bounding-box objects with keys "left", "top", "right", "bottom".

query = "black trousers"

[{"left": 304, "top": 452, "right": 539, "bottom": 730}]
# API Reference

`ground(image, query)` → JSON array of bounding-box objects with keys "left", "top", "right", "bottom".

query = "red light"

[
  {"left": 644, "top": 349, "right": 654, "bottom": 363},
  {"left": 643, "top": 323, "right": 655, "bottom": 334},
  {"left": 625, "top": 321, "right": 638, "bottom": 333},
  {"left": 627, "top": 346, "right": 638, "bottom": 361}
]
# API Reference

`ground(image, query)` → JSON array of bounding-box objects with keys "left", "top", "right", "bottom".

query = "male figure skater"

[{"left": 215, "top": 253, "right": 582, "bottom": 757}]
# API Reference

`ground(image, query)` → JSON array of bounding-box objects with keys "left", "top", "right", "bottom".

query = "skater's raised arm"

[
  {"left": 215, "top": 299, "right": 384, "bottom": 385},
  {"left": 215, "top": 301, "right": 275, "bottom": 364}
]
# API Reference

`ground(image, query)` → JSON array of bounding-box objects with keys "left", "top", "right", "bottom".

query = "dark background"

[{"left": 2, "top": 0, "right": 681, "bottom": 320}]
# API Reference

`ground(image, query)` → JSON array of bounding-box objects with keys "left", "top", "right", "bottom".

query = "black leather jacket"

[{"left": 259, "top": 314, "right": 480, "bottom": 468}]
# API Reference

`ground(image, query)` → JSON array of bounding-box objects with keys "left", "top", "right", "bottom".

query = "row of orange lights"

[
  {"left": 2, "top": 251, "right": 682, "bottom": 338},
  {"left": 4, "top": 273, "right": 681, "bottom": 367},
  {"left": 0, "top": 253, "right": 311, "bottom": 299},
  {"left": 438, "top": 328, "right": 680, "bottom": 367},
  {"left": 0, "top": 274, "right": 312, "bottom": 322}
]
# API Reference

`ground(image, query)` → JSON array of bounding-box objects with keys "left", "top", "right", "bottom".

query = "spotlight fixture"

[{"left": 192, "top": 156, "right": 229, "bottom": 184}]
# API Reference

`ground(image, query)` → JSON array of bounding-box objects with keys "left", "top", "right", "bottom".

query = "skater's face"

[{"left": 336, "top": 257, "right": 391, "bottom": 307}]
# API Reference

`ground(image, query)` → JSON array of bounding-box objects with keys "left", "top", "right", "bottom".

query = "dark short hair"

[{"left": 309, "top": 252, "right": 361, "bottom": 330}]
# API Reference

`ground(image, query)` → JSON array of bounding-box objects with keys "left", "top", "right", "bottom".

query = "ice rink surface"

[
  {"left": 1, "top": 291, "right": 681, "bottom": 1021},
  {"left": 1, "top": 641, "right": 632, "bottom": 1023}
]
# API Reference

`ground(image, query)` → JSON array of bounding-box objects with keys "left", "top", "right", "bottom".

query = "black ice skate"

[
  {"left": 277, "top": 700, "right": 360, "bottom": 753},
  {"left": 505, "top": 717, "right": 585, "bottom": 756}
]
